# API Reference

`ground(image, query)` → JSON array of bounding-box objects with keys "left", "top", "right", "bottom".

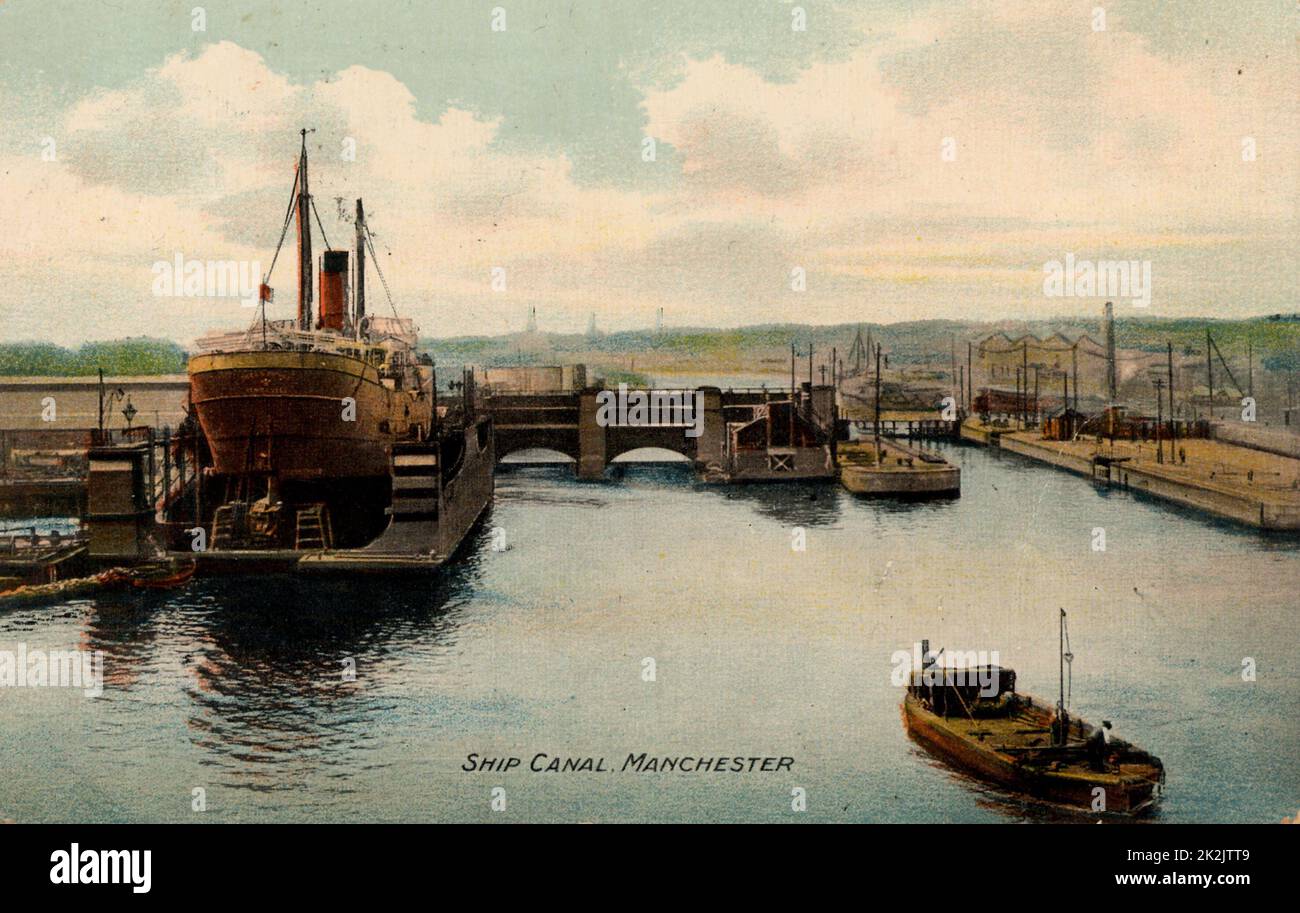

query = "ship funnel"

[{"left": 319, "top": 250, "right": 348, "bottom": 331}]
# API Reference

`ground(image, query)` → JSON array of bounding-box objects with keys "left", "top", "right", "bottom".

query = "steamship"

[{"left": 173, "top": 130, "right": 493, "bottom": 566}]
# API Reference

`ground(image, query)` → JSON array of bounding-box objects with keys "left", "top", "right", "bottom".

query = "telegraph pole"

[
  {"left": 874, "top": 343, "right": 883, "bottom": 463},
  {"left": 950, "top": 336, "right": 958, "bottom": 409},
  {"left": 1247, "top": 339, "right": 1254, "bottom": 399},
  {"left": 1154, "top": 377, "right": 1165, "bottom": 464},
  {"left": 967, "top": 341, "right": 973, "bottom": 412},
  {"left": 789, "top": 343, "right": 795, "bottom": 445},
  {"left": 1015, "top": 367, "right": 1022, "bottom": 429},
  {"left": 1033, "top": 365, "right": 1040, "bottom": 428},
  {"left": 1104, "top": 302, "right": 1117, "bottom": 404},
  {"left": 1167, "top": 341, "right": 1176, "bottom": 457},
  {"left": 1206, "top": 329, "right": 1214, "bottom": 420},
  {"left": 1071, "top": 341, "right": 1079, "bottom": 413},
  {"left": 1063, "top": 370, "right": 1070, "bottom": 438},
  {"left": 1022, "top": 340, "right": 1029, "bottom": 428}
]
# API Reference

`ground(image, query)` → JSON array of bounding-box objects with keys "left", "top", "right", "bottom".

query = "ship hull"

[{"left": 189, "top": 350, "right": 429, "bottom": 480}]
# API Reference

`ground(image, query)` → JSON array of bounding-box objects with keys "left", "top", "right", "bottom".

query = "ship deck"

[{"left": 903, "top": 692, "right": 1164, "bottom": 812}]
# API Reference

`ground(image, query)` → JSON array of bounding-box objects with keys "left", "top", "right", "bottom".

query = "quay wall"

[
  {"left": 998, "top": 434, "right": 1300, "bottom": 531},
  {"left": 959, "top": 423, "right": 1002, "bottom": 447}
]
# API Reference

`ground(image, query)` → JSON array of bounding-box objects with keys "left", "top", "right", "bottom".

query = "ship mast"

[
  {"left": 296, "top": 129, "right": 313, "bottom": 332},
  {"left": 1057, "top": 608, "right": 1066, "bottom": 746},
  {"left": 354, "top": 198, "right": 366, "bottom": 337}
]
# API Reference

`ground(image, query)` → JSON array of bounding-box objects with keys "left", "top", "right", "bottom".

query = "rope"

[
  {"left": 949, "top": 675, "right": 978, "bottom": 723},
  {"left": 310, "top": 194, "right": 333, "bottom": 251},
  {"left": 363, "top": 224, "right": 401, "bottom": 318},
  {"left": 263, "top": 162, "right": 301, "bottom": 284},
  {"left": 1063, "top": 613, "right": 1074, "bottom": 711}
]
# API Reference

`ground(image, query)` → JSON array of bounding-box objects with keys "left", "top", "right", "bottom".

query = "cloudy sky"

[{"left": 0, "top": 0, "right": 1295, "bottom": 345}]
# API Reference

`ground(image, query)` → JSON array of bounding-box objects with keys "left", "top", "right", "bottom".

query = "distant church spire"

[{"left": 525, "top": 306, "right": 537, "bottom": 334}]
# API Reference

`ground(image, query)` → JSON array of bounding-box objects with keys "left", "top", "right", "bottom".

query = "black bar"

[{"left": 4, "top": 824, "right": 1287, "bottom": 898}]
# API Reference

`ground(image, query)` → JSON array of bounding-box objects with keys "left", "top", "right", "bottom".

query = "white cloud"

[{"left": 0, "top": 11, "right": 1295, "bottom": 346}]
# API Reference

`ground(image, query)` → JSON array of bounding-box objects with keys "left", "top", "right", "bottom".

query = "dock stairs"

[
  {"left": 389, "top": 443, "right": 440, "bottom": 524},
  {"left": 297, "top": 441, "right": 443, "bottom": 574}
]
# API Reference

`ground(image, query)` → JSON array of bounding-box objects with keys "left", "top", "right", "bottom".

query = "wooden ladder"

[{"left": 294, "top": 504, "right": 333, "bottom": 550}]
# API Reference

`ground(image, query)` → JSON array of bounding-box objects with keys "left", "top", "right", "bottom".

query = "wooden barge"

[{"left": 902, "top": 617, "right": 1165, "bottom": 816}]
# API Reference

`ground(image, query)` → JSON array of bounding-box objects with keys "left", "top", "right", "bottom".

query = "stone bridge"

[
  {"left": 484, "top": 387, "right": 834, "bottom": 479},
  {"left": 485, "top": 388, "right": 721, "bottom": 478}
]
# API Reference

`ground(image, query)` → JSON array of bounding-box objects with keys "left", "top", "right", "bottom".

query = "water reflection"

[
  {"left": 78, "top": 589, "right": 169, "bottom": 691},
  {"left": 701, "top": 479, "right": 844, "bottom": 527},
  {"left": 167, "top": 535, "right": 487, "bottom": 794}
]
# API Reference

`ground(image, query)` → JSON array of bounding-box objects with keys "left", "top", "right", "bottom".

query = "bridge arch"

[
  {"left": 497, "top": 446, "right": 578, "bottom": 465},
  {"left": 608, "top": 446, "right": 693, "bottom": 464},
  {"left": 604, "top": 426, "right": 698, "bottom": 464}
]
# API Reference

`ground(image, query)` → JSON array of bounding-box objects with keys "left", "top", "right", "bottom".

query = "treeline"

[
  {"left": 4, "top": 315, "right": 1294, "bottom": 377},
  {"left": 0, "top": 339, "right": 188, "bottom": 376},
  {"left": 427, "top": 315, "right": 1300, "bottom": 371}
]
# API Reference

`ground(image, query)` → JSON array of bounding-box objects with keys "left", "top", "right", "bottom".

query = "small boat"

[
  {"left": 125, "top": 558, "right": 196, "bottom": 590},
  {"left": 901, "top": 611, "right": 1165, "bottom": 815}
]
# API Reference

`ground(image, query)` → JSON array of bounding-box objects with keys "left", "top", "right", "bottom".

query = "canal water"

[{"left": 1, "top": 442, "right": 1296, "bottom": 823}]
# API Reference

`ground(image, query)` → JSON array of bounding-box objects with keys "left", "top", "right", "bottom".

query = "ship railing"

[{"left": 194, "top": 321, "right": 417, "bottom": 360}]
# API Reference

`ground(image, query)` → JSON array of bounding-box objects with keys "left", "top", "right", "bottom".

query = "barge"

[
  {"left": 902, "top": 614, "right": 1164, "bottom": 815},
  {"left": 838, "top": 439, "right": 959, "bottom": 498}
]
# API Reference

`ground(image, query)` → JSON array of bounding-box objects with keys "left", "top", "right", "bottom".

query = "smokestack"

[
  {"left": 1104, "top": 301, "right": 1117, "bottom": 404},
  {"left": 319, "top": 251, "right": 348, "bottom": 331}
]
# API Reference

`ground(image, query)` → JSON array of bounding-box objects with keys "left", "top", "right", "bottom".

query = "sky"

[{"left": 0, "top": 0, "right": 1295, "bottom": 345}]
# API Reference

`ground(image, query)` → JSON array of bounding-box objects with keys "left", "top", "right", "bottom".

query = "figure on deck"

[{"left": 1087, "top": 720, "right": 1113, "bottom": 771}]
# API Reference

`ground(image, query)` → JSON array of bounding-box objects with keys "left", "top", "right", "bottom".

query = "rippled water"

[{"left": 1, "top": 442, "right": 1296, "bottom": 823}]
